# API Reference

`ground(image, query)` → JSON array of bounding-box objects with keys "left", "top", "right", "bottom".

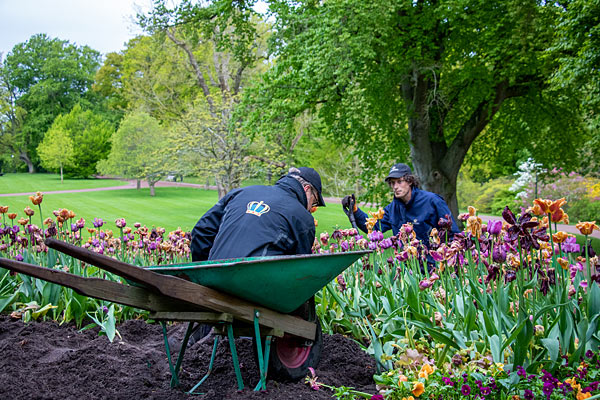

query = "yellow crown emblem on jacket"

[{"left": 246, "top": 201, "right": 270, "bottom": 216}]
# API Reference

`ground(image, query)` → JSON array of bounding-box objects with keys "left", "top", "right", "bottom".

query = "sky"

[{"left": 0, "top": 0, "right": 153, "bottom": 57}]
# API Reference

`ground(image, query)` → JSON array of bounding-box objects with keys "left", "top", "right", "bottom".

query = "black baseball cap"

[
  {"left": 296, "top": 167, "right": 326, "bottom": 207},
  {"left": 385, "top": 163, "right": 412, "bottom": 182}
]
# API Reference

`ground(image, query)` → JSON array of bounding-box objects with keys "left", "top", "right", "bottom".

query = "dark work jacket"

[
  {"left": 191, "top": 176, "right": 315, "bottom": 261},
  {"left": 353, "top": 187, "right": 460, "bottom": 248}
]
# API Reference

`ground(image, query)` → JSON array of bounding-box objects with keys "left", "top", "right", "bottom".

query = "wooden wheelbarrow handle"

[
  {"left": 0, "top": 257, "right": 196, "bottom": 312},
  {"left": 43, "top": 238, "right": 317, "bottom": 340}
]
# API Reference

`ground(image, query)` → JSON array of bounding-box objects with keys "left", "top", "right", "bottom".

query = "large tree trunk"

[
  {"left": 19, "top": 151, "right": 35, "bottom": 174},
  {"left": 402, "top": 68, "right": 532, "bottom": 221}
]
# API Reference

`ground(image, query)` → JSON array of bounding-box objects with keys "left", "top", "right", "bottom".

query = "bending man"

[{"left": 191, "top": 167, "right": 325, "bottom": 261}]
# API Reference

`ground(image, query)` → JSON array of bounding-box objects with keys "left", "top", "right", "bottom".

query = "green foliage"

[
  {"left": 36, "top": 121, "right": 75, "bottom": 180},
  {"left": 457, "top": 173, "right": 519, "bottom": 214},
  {"left": 0, "top": 34, "right": 102, "bottom": 171},
  {"left": 97, "top": 111, "right": 171, "bottom": 191},
  {"left": 47, "top": 104, "right": 114, "bottom": 178}
]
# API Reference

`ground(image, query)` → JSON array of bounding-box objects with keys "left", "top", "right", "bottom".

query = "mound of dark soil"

[{"left": 0, "top": 315, "right": 377, "bottom": 399}]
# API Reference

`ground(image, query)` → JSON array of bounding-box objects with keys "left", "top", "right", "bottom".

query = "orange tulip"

[
  {"left": 24, "top": 206, "right": 34, "bottom": 217},
  {"left": 557, "top": 257, "right": 569, "bottom": 270},
  {"left": 530, "top": 202, "right": 544, "bottom": 216},
  {"left": 533, "top": 198, "right": 553, "bottom": 214},
  {"left": 576, "top": 221, "right": 599, "bottom": 236},
  {"left": 412, "top": 381, "right": 425, "bottom": 397},
  {"left": 467, "top": 215, "right": 482, "bottom": 238},
  {"left": 7, "top": 213, "right": 17, "bottom": 220},
  {"left": 0, "top": 206, "right": 8, "bottom": 213},
  {"left": 29, "top": 191, "right": 43, "bottom": 206},
  {"left": 17, "top": 218, "right": 28, "bottom": 226},
  {"left": 549, "top": 198, "right": 567, "bottom": 213},
  {"left": 552, "top": 231, "right": 569, "bottom": 244}
]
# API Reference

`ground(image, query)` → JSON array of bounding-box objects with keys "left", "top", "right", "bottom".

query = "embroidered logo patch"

[{"left": 246, "top": 201, "right": 270, "bottom": 216}]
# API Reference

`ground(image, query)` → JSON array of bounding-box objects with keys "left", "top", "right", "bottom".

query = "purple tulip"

[
  {"left": 340, "top": 240, "right": 349, "bottom": 252},
  {"left": 492, "top": 245, "right": 507, "bottom": 263},
  {"left": 419, "top": 279, "right": 433, "bottom": 290},
  {"left": 379, "top": 238, "right": 393, "bottom": 249},
  {"left": 487, "top": 219, "right": 503, "bottom": 235},
  {"left": 562, "top": 236, "right": 580, "bottom": 253},
  {"left": 93, "top": 217, "right": 104, "bottom": 228}
]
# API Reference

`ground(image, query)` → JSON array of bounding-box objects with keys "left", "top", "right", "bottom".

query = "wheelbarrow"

[{"left": 0, "top": 238, "right": 370, "bottom": 393}]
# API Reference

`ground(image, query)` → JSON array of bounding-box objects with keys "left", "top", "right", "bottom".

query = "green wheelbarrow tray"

[{"left": 145, "top": 250, "right": 370, "bottom": 314}]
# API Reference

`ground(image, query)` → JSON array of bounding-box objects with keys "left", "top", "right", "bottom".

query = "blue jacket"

[
  {"left": 191, "top": 176, "right": 315, "bottom": 261},
  {"left": 354, "top": 187, "right": 459, "bottom": 247}
]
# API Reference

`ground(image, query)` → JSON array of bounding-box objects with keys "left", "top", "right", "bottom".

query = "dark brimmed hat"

[
  {"left": 385, "top": 163, "right": 412, "bottom": 182},
  {"left": 295, "top": 167, "right": 326, "bottom": 207}
]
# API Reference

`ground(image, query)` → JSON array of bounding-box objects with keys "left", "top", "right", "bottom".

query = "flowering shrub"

[{"left": 517, "top": 168, "right": 600, "bottom": 220}]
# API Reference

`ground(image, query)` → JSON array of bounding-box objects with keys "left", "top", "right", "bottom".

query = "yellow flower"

[
  {"left": 402, "top": 397, "right": 415, "bottom": 400},
  {"left": 412, "top": 381, "right": 425, "bottom": 397},
  {"left": 398, "top": 374, "right": 408, "bottom": 382},
  {"left": 576, "top": 221, "right": 599, "bottom": 235},
  {"left": 577, "top": 392, "right": 592, "bottom": 400}
]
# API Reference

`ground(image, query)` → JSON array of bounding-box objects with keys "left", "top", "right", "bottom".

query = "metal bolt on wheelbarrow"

[{"left": 0, "top": 238, "right": 370, "bottom": 393}]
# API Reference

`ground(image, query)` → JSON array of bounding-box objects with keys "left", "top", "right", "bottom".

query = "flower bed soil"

[{"left": 0, "top": 315, "right": 377, "bottom": 399}]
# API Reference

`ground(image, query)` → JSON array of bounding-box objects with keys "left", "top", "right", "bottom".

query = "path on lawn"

[{"left": 2, "top": 179, "right": 598, "bottom": 239}]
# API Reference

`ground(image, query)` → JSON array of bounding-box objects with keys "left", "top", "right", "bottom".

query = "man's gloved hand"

[{"left": 341, "top": 194, "right": 357, "bottom": 214}]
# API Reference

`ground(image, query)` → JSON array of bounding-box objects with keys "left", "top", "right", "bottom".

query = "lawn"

[
  {"left": 0, "top": 185, "right": 352, "bottom": 236},
  {"left": 0, "top": 173, "right": 129, "bottom": 194},
  {"left": 1, "top": 173, "right": 596, "bottom": 248}
]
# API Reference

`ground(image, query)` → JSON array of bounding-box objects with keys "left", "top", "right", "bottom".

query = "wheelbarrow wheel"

[{"left": 253, "top": 297, "right": 323, "bottom": 382}]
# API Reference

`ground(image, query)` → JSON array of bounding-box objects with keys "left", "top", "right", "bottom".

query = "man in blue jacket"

[
  {"left": 342, "top": 163, "right": 459, "bottom": 248},
  {"left": 191, "top": 166, "right": 324, "bottom": 261}
]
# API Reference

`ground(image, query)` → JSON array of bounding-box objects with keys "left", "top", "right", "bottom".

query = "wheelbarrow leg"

[
  {"left": 188, "top": 335, "right": 220, "bottom": 394},
  {"left": 161, "top": 321, "right": 196, "bottom": 387},
  {"left": 253, "top": 310, "right": 271, "bottom": 391},
  {"left": 227, "top": 323, "right": 245, "bottom": 391}
]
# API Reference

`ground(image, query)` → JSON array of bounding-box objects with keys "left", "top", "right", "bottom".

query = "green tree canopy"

[
  {"left": 0, "top": 34, "right": 102, "bottom": 172},
  {"left": 36, "top": 124, "right": 74, "bottom": 183},
  {"left": 244, "top": 0, "right": 589, "bottom": 214},
  {"left": 48, "top": 104, "right": 113, "bottom": 178},
  {"left": 97, "top": 111, "right": 171, "bottom": 196}
]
